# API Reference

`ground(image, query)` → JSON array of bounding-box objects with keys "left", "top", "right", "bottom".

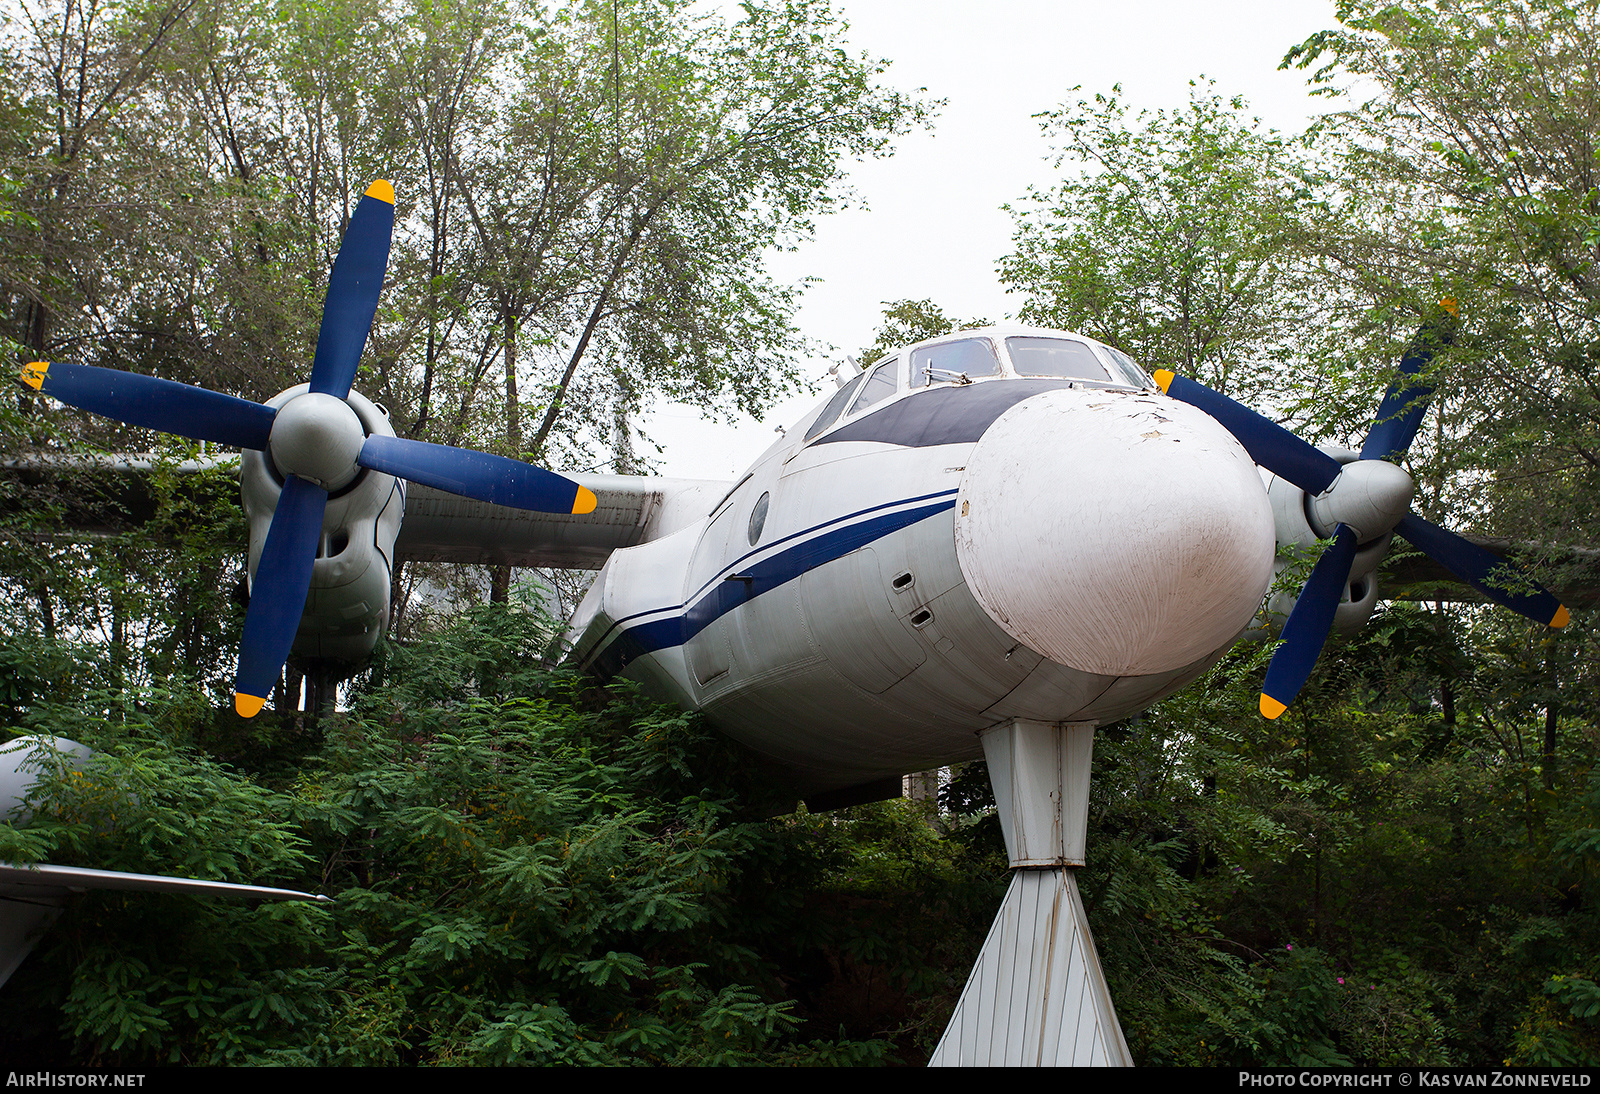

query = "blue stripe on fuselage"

[
  {"left": 586, "top": 494, "right": 957, "bottom": 679},
  {"left": 580, "top": 488, "right": 960, "bottom": 657}
]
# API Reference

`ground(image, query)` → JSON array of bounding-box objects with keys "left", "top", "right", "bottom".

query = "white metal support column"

[{"left": 929, "top": 719, "right": 1133, "bottom": 1067}]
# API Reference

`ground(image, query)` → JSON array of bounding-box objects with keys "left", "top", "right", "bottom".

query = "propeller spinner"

[
  {"left": 1154, "top": 300, "right": 1569, "bottom": 719},
  {"left": 19, "top": 180, "right": 598, "bottom": 718}
]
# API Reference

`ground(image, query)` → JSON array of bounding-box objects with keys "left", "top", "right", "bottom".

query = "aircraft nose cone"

[{"left": 955, "top": 387, "right": 1275, "bottom": 676}]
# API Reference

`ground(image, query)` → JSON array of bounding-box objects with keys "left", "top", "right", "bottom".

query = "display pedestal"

[{"left": 929, "top": 719, "right": 1132, "bottom": 1067}]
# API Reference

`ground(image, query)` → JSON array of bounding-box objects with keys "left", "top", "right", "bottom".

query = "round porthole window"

[{"left": 748, "top": 491, "right": 770, "bottom": 545}]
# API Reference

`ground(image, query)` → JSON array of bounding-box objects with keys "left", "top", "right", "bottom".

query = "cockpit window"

[
  {"left": 804, "top": 371, "right": 867, "bottom": 440},
  {"left": 910, "top": 338, "right": 1001, "bottom": 387},
  {"left": 1097, "top": 343, "right": 1153, "bottom": 388},
  {"left": 848, "top": 357, "right": 900, "bottom": 414},
  {"left": 1005, "top": 336, "right": 1113, "bottom": 382}
]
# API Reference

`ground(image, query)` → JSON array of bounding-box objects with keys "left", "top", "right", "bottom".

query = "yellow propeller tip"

[
  {"left": 572, "top": 486, "right": 598, "bottom": 515},
  {"left": 364, "top": 180, "right": 396, "bottom": 205},
  {"left": 1439, "top": 296, "right": 1460, "bottom": 318},
  {"left": 20, "top": 361, "right": 47, "bottom": 391},
  {"left": 1152, "top": 368, "right": 1174, "bottom": 393},
  {"left": 235, "top": 694, "right": 266, "bottom": 718},
  {"left": 1551, "top": 605, "right": 1571, "bottom": 629},
  {"left": 1260, "top": 694, "right": 1287, "bottom": 719}
]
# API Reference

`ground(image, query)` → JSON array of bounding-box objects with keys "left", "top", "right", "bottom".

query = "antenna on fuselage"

[{"left": 828, "top": 356, "right": 862, "bottom": 388}]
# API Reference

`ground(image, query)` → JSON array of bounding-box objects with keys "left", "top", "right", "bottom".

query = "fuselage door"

[{"left": 685, "top": 501, "right": 738, "bottom": 686}]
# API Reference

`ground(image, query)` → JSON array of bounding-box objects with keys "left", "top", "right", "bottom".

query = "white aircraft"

[{"left": 2, "top": 182, "right": 1571, "bottom": 1065}]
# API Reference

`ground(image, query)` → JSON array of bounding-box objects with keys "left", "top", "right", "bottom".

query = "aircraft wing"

[
  {"left": 1384, "top": 535, "right": 1600, "bottom": 609},
  {"left": 1, "top": 454, "right": 732, "bottom": 569},
  {"left": 0, "top": 861, "right": 330, "bottom": 902},
  {"left": 0, "top": 861, "right": 328, "bottom": 988},
  {"left": 10, "top": 452, "right": 1593, "bottom": 603},
  {"left": 0, "top": 453, "right": 241, "bottom": 535},
  {"left": 396, "top": 473, "right": 733, "bottom": 570}
]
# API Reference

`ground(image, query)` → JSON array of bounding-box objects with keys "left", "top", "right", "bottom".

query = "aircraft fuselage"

[{"left": 567, "top": 328, "right": 1278, "bottom": 795}]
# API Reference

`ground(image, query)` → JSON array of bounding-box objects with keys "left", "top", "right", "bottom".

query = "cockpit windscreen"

[
  {"left": 1005, "top": 337, "right": 1113, "bottom": 382},
  {"left": 1097, "top": 343, "right": 1154, "bottom": 388},
  {"left": 911, "top": 338, "right": 1001, "bottom": 387}
]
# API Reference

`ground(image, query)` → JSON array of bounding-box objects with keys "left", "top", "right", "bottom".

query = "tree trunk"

[
  {"left": 611, "top": 375, "right": 635, "bottom": 474},
  {"left": 388, "top": 559, "right": 409, "bottom": 642},
  {"left": 505, "top": 307, "right": 520, "bottom": 454},
  {"left": 1544, "top": 643, "right": 1559, "bottom": 788},
  {"left": 282, "top": 663, "right": 304, "bottom": 721},
  {"left": 489, "top": 309, "right": 519, "bottom": 603},
  {"left": 527, "top": 204, "right": 662, "bottom": 457},
  {"left": 35, "top": 582, "right": 55, "bottom": 641}
]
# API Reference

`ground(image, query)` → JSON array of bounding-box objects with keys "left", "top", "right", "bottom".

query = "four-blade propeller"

[
  {"left": 20, "top": 180, "right": 597, "bottom": 718},
  {"left": 1155, "top": 300, "right": 1569, "bottom": 719}
]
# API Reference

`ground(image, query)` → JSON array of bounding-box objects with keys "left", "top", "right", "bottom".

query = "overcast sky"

[{"left": 645, "top": 0, "right": 1341, "bottom": 479}]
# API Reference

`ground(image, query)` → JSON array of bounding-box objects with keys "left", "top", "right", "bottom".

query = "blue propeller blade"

[
  {"left": 234, "top": 476, "right": 328, "bottom": 717},
  {"left": 308, "top": 181, "right": 395, "bottom": 400},
  {"left": 1154, "top": 370, "right": 1344, "bottom": 495},
  {"left": 1395, "top": 512, "right": 1569, "bottom": 629},
  {"left": 1360, "top": 309, "right": 1454, "bottom": 463},
  {"left": 357, "top": 434, "right": 598, "bottom": 514},
  {"left": 1260, "top": 524, "right": 1358, "bottom": 719},
  {"left": 20, "top": 361, "right": 276, "bottom": 450},
  {"left": 15, "top": 181, "right": 601, "bottom": 719}
]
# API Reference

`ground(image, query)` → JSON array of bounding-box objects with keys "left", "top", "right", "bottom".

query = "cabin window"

[
  {"left": 910, "top": 338, "right": 1001, "bottom": 387},
  {"left": 748, "top": 492, "right": 770, "bottom": 545},
  {"left": 848, "top": 357, "right": 901, "bottom": 415},
  {"left": 1005, "top": 336, "right": 1112, "bottom": 381},
  {"left": 804, "top": 371, "right": 867, "bottom": 440}
]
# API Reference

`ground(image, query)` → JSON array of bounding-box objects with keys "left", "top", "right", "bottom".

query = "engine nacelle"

[
  {"left": 240, "top": 386, "right": 405, "bottom": 664},
  {"left": 1263, "top": 446, "right": 1387, "bottom": 637}
]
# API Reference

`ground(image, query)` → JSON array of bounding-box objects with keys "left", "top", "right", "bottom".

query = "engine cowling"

[
  {"left": 239, "top": 386, "right": 405, "bottom": 664},
  {"left": 1263, "top": 446, "right": 1390, "bottom": 637}
]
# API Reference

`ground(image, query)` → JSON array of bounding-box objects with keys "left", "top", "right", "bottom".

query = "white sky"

[{"left": 644, "top": 0, "right": 1341, "bottom": 479}]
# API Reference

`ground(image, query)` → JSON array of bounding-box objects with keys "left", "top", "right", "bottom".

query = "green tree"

[
  {"left": 0, "top": 0, "right": 255, "bottom": 396},
  {"left": 1283, "top": 0, "right": 1600, "bottom": 803},
  {"left": 999, "top": 83, "right": 1325, "bottom": 401},
  {"left": 0, "top": 587, "right": 1015, "bottom": 1064},
  {"left": 2, "top": 0, "right": 929, "bottom": 476},
  {"left": 1285, "top": 0, "right": 1600, "bottom": 547},
  {"left": 855, "top": 297, "right": 990, "bottom": 364},
  {"left": 505, "top": 0, "right": 930, "bottom": 466}
]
